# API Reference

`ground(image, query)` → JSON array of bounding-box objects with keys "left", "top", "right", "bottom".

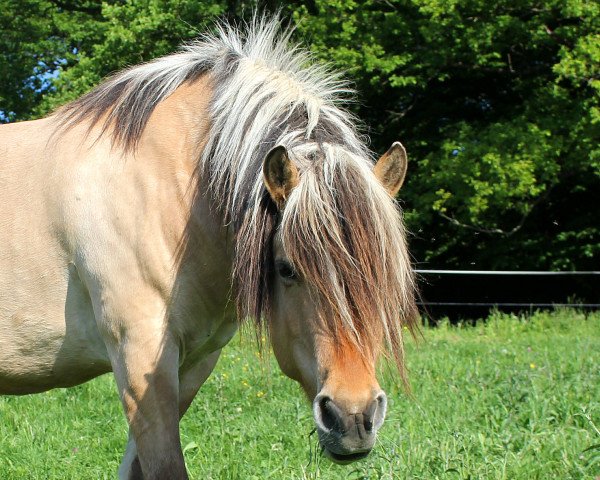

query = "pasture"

[{"left": 1, "top": 310, "right": 598, "bottom": 479}]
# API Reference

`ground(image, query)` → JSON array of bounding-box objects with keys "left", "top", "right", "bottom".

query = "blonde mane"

[{"left": 57, "top": 15, "right": 418, "bottom": 377}]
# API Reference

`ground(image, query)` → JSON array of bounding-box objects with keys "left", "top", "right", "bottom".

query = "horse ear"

[
  {"left": 263, "top": 145, "right": 299, "bottom": 208},
  {"left": 373, "top": 142, "right": 408, "bottom": 197}
]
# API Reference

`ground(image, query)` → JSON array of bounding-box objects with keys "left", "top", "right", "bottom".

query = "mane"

[{"left": 57, "top": 15, "right": 418, "bottom": 378}]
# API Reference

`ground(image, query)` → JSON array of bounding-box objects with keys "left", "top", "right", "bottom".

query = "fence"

[{"left": 415, "top": 270, "right": 600, "bottom": 320}]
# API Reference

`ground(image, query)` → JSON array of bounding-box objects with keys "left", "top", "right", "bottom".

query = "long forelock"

[{"left": 277, "top": 145, "right": 418, "bottom": 381}]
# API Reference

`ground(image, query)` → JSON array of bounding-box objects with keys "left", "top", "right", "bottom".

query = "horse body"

[
  {"left": 0, "top": 117, "right": 104, "bottom": 392},
  {"left": 0, "top": 18, "right": 417, "bottom": 479},
  {"left": 0, "top": 76, "right": 233, "bottom": 393}
]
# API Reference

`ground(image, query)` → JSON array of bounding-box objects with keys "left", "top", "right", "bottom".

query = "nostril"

[
  {"left": 363, "top": 399, "right": 377, "bottom": 433},
  {"left": 315, "top": 395, "right": 346, "bottom": 433},
  {"left": 362, "top": 392, "right": 388, "bottom": 433},
  {"left": 319, "top": 396, "right": 336, "bottom": 431},
  {"left": 364, "top": 416, "right": 373, "bottom": 433}
]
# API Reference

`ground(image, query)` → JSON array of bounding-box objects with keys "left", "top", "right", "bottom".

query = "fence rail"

[
  {"left": 414, "top": 270, "right": 600, "bottom": 319},
  {"left": 416, "top": 270, "right": 600, "bottom": 276}
]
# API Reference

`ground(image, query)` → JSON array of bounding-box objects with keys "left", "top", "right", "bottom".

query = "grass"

[{"left": 1, "top": 310, "right": 599, "bottom": 479}]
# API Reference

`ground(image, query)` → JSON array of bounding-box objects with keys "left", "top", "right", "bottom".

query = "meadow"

[{"left": 1, "top": 310, "right": 598, "bottom": 479}]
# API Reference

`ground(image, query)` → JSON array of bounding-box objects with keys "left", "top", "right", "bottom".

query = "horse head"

[{"left": 262, "top": 142, "right": 415, "bottom": 462}]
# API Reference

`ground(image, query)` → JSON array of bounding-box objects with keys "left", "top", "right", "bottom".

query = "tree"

[
  {"left": 1, "top": 0, "right": 598, "bottom": 270},
  {"left": 294, "top": 0, "right": 599, "bottom": 270},
  {"left": 0, "top": 0, "right": 67, "bottom": 121}
]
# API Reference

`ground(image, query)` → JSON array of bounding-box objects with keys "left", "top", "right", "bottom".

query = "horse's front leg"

[
  {"left": 118, "top": 350, "right": 223, "bottom": 480},
  {"left": 106, "top": 325, "right": 186, "bottom": 480}
]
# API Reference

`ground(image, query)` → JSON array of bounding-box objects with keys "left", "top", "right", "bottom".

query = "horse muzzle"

[{"left": 312, "top": 391, "right": 388, "bottom": 464}]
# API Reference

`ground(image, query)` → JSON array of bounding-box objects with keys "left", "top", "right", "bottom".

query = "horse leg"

[
  {"left": 118, "top": 350, "right": 223, "bottom": 480},
  {"left": 119, "top": 431, "right": 142, "bottom": 480},
  {"left": 107, "top": 328, "right": 186, "bottom": 480},
  {"left": 178, "top": 350, "right": 223, "bottom": 417}
]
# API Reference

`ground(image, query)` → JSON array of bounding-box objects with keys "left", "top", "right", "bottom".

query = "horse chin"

[{"left": 322, "top": 446, "right": 371, "bottom": 464}]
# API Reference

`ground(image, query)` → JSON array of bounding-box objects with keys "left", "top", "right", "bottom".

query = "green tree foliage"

[
  {"left": 1, "top": 0, "right": 598, "bottom": 270},
  {"left": 0, "top": 0, "right": 68, "bottom": 120},
  {"left": 295, "top": 0, "right": 599, "bottom": 270}
]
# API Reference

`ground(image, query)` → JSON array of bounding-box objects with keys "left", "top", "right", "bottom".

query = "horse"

[{"left": 0, "top": 16, "right": 418, "bottom": 479}]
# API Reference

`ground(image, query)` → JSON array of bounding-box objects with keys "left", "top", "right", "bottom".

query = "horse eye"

[{"left": 276, "top": 261, "right": 297, "bottom": 281}]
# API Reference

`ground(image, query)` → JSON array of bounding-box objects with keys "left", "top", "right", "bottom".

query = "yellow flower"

[
  {"left": 257, "top": 391, "right": 265, "bottom": 398},
  {"left": 530, "top": 363, "right": 536, "bottom": 369}
]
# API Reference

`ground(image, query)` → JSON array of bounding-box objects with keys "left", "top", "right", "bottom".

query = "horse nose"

[
  {"left": 313, "top": 391, "right": 387, "bottom": 462},
  {"left": 314, "top": 392, "right": 387, "bottom": 435}
]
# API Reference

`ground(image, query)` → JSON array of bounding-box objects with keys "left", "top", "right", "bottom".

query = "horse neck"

[
  {"left": 145, "top": 74, "right": 233, "bottom": 246},
  {"left": 138, "top": 76, "right": 236, "bottom": 318},
  {"left": 137, "top": 75, "right": 214, "bottom": 183},
  {"left": 109, "top": 74, "right": 234, "bottom": 289}
]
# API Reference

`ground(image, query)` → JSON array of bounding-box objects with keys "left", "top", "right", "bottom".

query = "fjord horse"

[{"left": 0, "top": 18, "right": 417, "bottom": 479}]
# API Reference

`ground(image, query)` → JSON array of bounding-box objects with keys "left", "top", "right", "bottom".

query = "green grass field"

[{"left": 1, "top": 311, "right": 598, "bottom": 479}]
